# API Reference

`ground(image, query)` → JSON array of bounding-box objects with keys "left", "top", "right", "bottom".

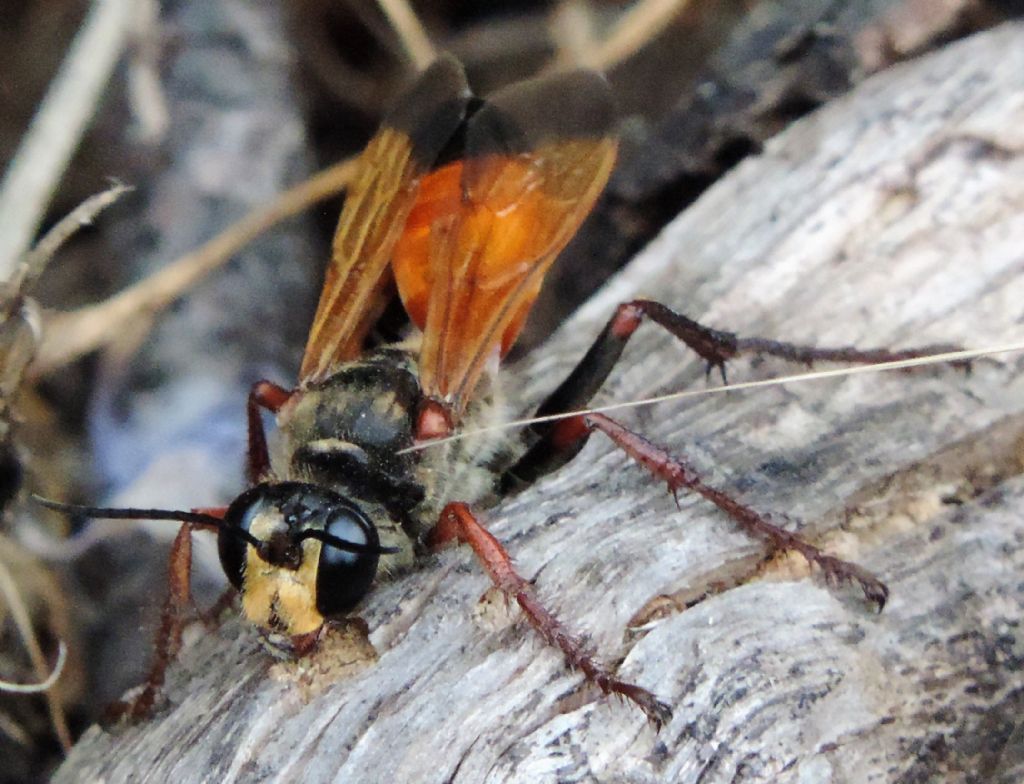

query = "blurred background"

[{"left": 0, "top": 0, "right": 1021, "bottom": 779}]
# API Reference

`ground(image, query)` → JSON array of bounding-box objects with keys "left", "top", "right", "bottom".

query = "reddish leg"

[
  {"left": 533, "top": 298, "right": 960, "bottom": 428},
  {"left": 199, "top": 586, "right": 238, "bottom": 631},
  {"left": 429, "top": 502, "right": 672, "bottom": 726},
  {"left": 192, "top": 506, "right": 228, "bottom": 519},
  {"left": 106, "top": 522, "right": 202, "bottom": 721},
  {"left": 535, "top": 413, "right": 889, "bottom": 608},
  {"left": 615, "top": 299, "right": 960, "bottom": 378},
  {"left": 247, "top": 380, "right": 292, "bottom": 483},
  {"left": 289, "top": 626, "right": 326, "bottom": 657},
  {"left": 187, "top": 506, "right": 236, "bottom": 628},
  {"left": 416, "top": 398, "right": 455, "bottom": 441},
  {"left": 507, "top": 299, "right": 960, "bottom": 490}
]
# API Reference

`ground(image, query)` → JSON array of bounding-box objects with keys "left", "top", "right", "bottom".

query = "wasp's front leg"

[
  {"left": 105, "top": 522, "right": 203, "bottom": 722},
  {"left": 246, "top": 380, "right": 292, "bottom": 483},
  {"left": 428, "top": 502, "right": 672, "bottom": 727}
]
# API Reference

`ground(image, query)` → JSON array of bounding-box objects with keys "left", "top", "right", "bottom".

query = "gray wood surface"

[{"left": 54, "top": 22, "right": 1024, "bottom": 783}]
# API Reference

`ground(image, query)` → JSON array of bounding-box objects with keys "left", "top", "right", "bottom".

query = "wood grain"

[{"left": 54, "top": 22, "right": 1024, "bottom": 783}]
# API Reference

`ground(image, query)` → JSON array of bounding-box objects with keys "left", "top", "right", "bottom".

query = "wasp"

[{"left": 42, "top": 55, "right": 927, "bottom": 726}]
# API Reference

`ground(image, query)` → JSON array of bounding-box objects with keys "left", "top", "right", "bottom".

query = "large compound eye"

[
  {"left": 217, "top": 485, "right": 280, "bottom": 590},
  {"left": 315, "top": 504, "right": 382, "bottom": 618}
]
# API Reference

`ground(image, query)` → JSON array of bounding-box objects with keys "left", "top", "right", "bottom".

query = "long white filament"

[{"left": 399, "top": 341, "right": 1024, "bottom": 454}]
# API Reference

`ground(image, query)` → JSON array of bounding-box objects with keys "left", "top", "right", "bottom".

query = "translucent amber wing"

[
  {"left": 392, "top": 70, "right": 618, "bottom": 415},
  {"left": 299, "top": 56, "right": 469, "bottom": 385}
]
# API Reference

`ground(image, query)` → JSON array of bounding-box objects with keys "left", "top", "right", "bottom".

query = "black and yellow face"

[{"left": 217, "top": 483, "right": 387, "bottom": 638}]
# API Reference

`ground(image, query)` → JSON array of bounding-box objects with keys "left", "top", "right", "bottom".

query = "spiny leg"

[
  {"left": 429, "top": 502, "right": 672, "bottom": 727},
  {"left": 247, "top": 380, "right": 292, "bottom": 483},
  {"left": 186, "top": 507, "right": 234, "bottom": 629},
  {"left": 603, "top": 299, "right": 960, "bottom": 382},
  {"left": 511, "top": 413, "right": 888, "bottom": 608},
  {"left": 106, "top": 522, "right": 203, "bottom": 722},
  {"left": 524, "top": 301, "right": 736, "bottom": 437},
  {"left": 506, "top": 298, "right": 958, "bottom": 488}
]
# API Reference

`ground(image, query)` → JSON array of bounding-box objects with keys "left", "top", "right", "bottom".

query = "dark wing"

[
  {"left": 391, "top": 69, "right": 618, "bottom": 416},
  {"left": 299, "top": 55, "right": 470, "bottom": 385}
]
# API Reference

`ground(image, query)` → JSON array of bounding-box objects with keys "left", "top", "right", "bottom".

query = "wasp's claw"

[{"left": 617, "top": 683, "right": 673, "bottom": 728}]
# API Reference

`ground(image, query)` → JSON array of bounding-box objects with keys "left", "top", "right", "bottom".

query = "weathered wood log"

[{"left": 54, "top": 22, "right": 1024, "bottom": 783}]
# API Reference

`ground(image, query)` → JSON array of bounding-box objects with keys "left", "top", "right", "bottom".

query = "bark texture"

[{"left": 54, "top": 22, "right": 1024, "bottom": 784}]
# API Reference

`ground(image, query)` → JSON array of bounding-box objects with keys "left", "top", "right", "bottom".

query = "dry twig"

[
  {"left": 0, "top": 0, "right": 135, "bottom": 279},
  {"left": 549, "top": 0, "right": 601, "bottom": 67},
  {"left": 32, "top": 159, "right": 358, "bottom": 376},
  {"left": 0, "top": 642, "right": 67, "bottom": 695},
  {"left": 579, "top": 0, "right": 696, "bottom": 71},
  {"left": 125, "top": 0, "right": 169, "bottom": 143},
  {"left": 6, "top": 182, "right": 132, "bottom": 307},
  {"left": 375, "top": 0, "right": 436, "bottom": 70},
  {"left": 0, "top": 558, "right": 71, "bottom": 752}
]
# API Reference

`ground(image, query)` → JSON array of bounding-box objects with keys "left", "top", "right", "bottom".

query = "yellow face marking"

[{"left": 240, "top": 510, "right": 326, "bottom": 637}]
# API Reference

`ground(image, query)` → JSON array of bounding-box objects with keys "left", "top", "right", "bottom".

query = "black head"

[
  {"left": 218, "top": 482, "right": 393, "bottom": 618},
  {"left": 33, "top": 486, "right": 397, "bottom": 633}
]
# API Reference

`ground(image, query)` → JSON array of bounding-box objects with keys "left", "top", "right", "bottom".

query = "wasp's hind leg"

[
  {"left": 512, "top": 411, "right": 889, "bottom": 608},
  {"left": 428, "top": 502, "right": 672, "bottom": 727},
  {"left": 105, "top": 521, "right": 211, "bottom": 722},
  {"left": 598, "top": 299, "right": 960, "bottom": 384},
  {"left": 506, "top": 298, "right": 961, "bottom": 489}
]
